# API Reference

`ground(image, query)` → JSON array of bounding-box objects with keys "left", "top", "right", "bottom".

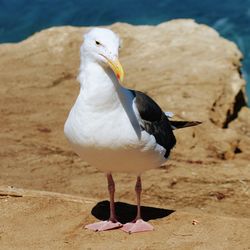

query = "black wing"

[{"left": 131, "top": 90, "right": 176, "bottom": 158}]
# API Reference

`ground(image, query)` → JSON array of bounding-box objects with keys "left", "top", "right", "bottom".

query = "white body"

[{"left": 64, "top": 62, "right": 166, "bottom": 174}]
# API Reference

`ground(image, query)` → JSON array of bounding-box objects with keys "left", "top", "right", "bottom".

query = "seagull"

[{"left": 64, "top": 28, "right": 201, "bottom": 233}]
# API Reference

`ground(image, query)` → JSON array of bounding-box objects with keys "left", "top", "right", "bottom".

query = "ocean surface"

[{"left": 0, "top": 0, "right": 249, "bottom": 101}]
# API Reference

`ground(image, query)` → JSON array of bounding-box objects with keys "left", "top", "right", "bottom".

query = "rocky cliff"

[
  {"left": 0, "top": 19, "right": 248, "bottom": 161},
  {"left": 0, "top": 20, "right": 249, "bottom": 250}
]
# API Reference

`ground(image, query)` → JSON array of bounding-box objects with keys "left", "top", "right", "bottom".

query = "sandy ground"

[
  {"left": 1, "top": 149, "right": 250, "bottom": 249},
  {"left": 1, "top": 186, "right": 250, "bottom": 250}
]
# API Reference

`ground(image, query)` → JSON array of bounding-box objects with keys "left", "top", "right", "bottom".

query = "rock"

[
  {"left": 230, "top": 107, "right": 250, "bottom": 136},
  {"left": 0, "top": 21, "right": 249, "bottom": 249},
  {"left": 229, "top": 107, "right": 250, "bottom": 159},
  {"left": 0, "top": 19, "right": 248, "bottom": 161},
  {"left": 0, "top": 20, "right": 247, "bottom": 162}
]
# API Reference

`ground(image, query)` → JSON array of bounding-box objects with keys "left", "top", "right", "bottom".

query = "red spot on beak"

[{"left": 117, "top": 73, "right": 120, "bottom": 79}]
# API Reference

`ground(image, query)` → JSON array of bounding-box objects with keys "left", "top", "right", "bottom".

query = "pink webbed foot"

[
  {"left": 85, "top": 220, "right": 122, "bottom": 232},
  {"left": 121, "top": 219, "right": 154, "bottom": 234}
]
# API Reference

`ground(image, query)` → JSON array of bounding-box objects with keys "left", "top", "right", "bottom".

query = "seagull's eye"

[{"left": 95, "top": 40, "right": 101, "bottom": 46}]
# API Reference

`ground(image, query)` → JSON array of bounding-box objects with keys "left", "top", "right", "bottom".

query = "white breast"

[
  {"left": 64, "top": 89, "right": 166, "bottom": 173},
  {"left": 65, "top": 86, "right": 139, "bottom": 146}
]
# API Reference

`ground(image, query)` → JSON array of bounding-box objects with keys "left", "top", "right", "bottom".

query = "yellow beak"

[{"left": 106, "top": 57, "right": 124, "bottom": 83}]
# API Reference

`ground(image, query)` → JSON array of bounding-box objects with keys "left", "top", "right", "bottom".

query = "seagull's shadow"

[{"left": 91, "top": 200, "right": 175, "bottom": 224}]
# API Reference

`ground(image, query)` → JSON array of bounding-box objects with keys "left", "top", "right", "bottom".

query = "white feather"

[{"left": 164, "top": 111, "right": 174, "bottom": 118}]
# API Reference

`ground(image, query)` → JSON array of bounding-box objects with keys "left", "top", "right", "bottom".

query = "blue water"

[{"left": 0, "top": 0, "right": 249, "bottom": 101}]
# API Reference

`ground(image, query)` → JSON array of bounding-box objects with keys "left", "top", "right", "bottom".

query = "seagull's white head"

[{"left": 81, "top": 28, "right": 124, "bottom": 82}]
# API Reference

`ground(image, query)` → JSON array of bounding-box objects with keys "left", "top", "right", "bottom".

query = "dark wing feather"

[
  {"left": 170, "top": 121, "right": 202, "bottom": 130},
  {"left": 131, "top": 90, "right": 176, "bottom": 158}
]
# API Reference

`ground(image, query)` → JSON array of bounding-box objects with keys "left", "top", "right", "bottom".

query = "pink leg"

[
  {"left": 85, "top": 173, "right": 122, "bottom": 231},
  {"left": 121, "top": 176, "right": 154, "bottom": 234}
]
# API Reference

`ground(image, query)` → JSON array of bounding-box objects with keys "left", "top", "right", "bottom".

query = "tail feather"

[{"left": 170, "top": 120, "right": 202, "bottom": 130}]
